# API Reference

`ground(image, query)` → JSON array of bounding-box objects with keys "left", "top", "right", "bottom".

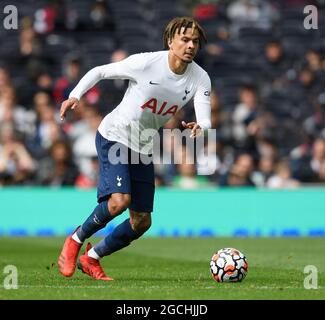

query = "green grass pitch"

[{"left": 0, "top": 237, "right": 324, "bottom": 300}]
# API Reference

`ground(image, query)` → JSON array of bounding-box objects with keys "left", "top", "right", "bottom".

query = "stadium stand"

[{"left": 1, "top": 0, "right": 325, "bottom": 188}]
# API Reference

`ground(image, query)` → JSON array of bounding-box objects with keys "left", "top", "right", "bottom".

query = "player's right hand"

[
  {"left": 181, "top": 121, "right": 202, "bottom": 138},
  {"left": 60, "top": 97, "right": 79, "bottom": 121}
]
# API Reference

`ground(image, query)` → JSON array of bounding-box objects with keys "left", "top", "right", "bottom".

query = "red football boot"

[
  {"left": 58, "top": 227, "right": 82, "bottom": 277},
  {"left": 77, "top": 243, "right": 113, "bottom": 281}
]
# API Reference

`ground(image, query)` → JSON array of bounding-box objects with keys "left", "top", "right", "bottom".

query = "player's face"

[{"left": 169, "top": 27, "right": 200, "bottom": 63}]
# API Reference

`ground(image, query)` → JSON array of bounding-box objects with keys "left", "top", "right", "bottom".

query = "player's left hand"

[{"left": 181, "top": 121, "right": 202, "bottom": 138}]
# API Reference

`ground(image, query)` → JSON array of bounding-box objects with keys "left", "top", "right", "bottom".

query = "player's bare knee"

[
  {"left": 109, "top": 201, "right": 129, "bottom": 216},
  {"left": 109, "top": 194, "right": 131, "bottom": 216},
  {"left": 130, "top": 212, "right": 152, "bottom": 233}
]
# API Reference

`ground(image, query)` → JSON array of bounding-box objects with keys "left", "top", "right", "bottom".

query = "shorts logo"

[{"left": 117, "top": 176, "right": 122, "bottom": 187}]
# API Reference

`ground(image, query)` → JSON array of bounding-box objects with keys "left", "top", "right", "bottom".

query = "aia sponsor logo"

[{"left": 140, "top": 98, "right": 178, "bottom": 116}]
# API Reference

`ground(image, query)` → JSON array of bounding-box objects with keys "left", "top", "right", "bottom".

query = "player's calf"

[
  {"left": 88, "top": 215, "right": 149, "bottom": 258},
  {"left": 75, "top": 200, "right": 113, "bottom": 243}
]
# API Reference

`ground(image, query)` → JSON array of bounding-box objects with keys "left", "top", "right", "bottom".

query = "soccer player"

[{"left": 58, "top": 16, "right": 212, "bottom": 280}]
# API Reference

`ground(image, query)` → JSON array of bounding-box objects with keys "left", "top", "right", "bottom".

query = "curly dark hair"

[{"left": 163, "top": 16, "right": 207, "bottom": 49}]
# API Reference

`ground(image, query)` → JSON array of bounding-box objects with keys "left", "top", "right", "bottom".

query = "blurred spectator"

[
  {"left": 75, "top": 156, "right": 99, "bottom": 188},
  {"left": 291, "top": 137, "right": 325, "bottom": 182},
  {"left": 35, "top": 72, "right": 54, "bottom": 96},
  {"left": 97, "top": 49, "right": 129, "bottom": 115},
  {"left": 303, "top": 94, "right": 325, "bottom": 139},
  {"left": 154, "top": 173, "right": 167, "bottom": 187},
  {"left": 315, "top": 159, "right": 325, "bottom": 183},
  {"left": 34, "top": 0, "right": 66, "bottom": 34},
  {"left": 219, "top": 153, "right": 256, "bottom": 187},
  {"left": 255, "top": 136, "right": 278, "bottom": 160},
  {"left": 33, "top": 91, "right": 52, "bottom": 110},
  {"left": 0, "top": 123, "right": 35, "bottom": 185},
  {"left": 231, "top": 84, "right": 259, "bottom": 150},
  {"left": 310, "top": 138, "right": 325, "bottom": 177},
  {"left": 29, "top": 101, "right": 65, "bottom": 159},
  {"left": 252, "top": 156, "right": 275, "bottom": 187},
  {"left": 259, "top": 40, "right": 292, "bottom": 91},
  {"left": 296, "top": 68, "right": 320, "bottom": 97},
  {"left": 288, "top": 67, "right": 322, "bottom": 120},
  {"left": 0, "top": 85, "right": 36, "bottom": 138},
  {"left": 0, "top": 66, "right": 12, "bottom": 89},
  {"left": 53, "top": 55, "right": 82, "bottom": 104},
  {"left": 63, "top": 97, "right": 90, "bottom": 140},
  {"left": 227, "top": 0, "right": 278, "bottom": 36},
  {"left": 304, "top": 49, "right": 323, "bottom": 74},
  {"left": 19, "top": 20, "right": 43, "bottom": 58},
  {"left": 36, "top": 139, "right": 79, "bottom": 186},
  {"left": 11, "top": 18, "right": 53, "bottom": 107},
  {"left": 172, "top": 146, "right": 211, "bottom": 189},
  {"left": 15, "top": 18, "right": 47, "bottom": 80},
  {"left": 244, "top": 113, "right": 277, "bottom": 160},
  {"left": 193, "top": 3, "right": 219, "bottom": 21},
  {"left": 196, "top": 141, "right": 221, "bottom": 179},
  {"left": 65, "top": 6, "right": 80, "bottom": 31},
  {"left": 73, "top": 107, "right": 102, "bottom": 181},
  {"left": 266, "top": 159, "right": 300, "bottom": 188},
  {"left": 203, "top": 24, "right": 232, "bottom": 68},
  {"left": 210, "top": 89, "right": 221, "bottom": 129},
  {"left": 54, "top": 55, "right": 101, "bottom": 106},
  {"left": 89, "top": 0, "right": 115, "bottom": 31}
]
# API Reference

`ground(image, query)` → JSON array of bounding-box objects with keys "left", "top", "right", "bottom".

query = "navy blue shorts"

[{"left": 96, "top": 131, "right": 155, "bottom": 213}]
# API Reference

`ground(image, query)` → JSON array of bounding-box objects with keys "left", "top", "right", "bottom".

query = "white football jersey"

[{"left": 69, "top": 50, "right": 211, "bottom": 154}]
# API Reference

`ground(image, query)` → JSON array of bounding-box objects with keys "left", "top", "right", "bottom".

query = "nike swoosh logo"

[{"left": 149, "top": 81, "right": 159, "bottom": 85}]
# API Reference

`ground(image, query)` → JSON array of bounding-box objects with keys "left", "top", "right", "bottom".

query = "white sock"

[
  {"left": 72, "top": 232, "right": 83, "bottom": 244},
  {"left": 87, "top": 247, "right": 101, "bottom": 260}
]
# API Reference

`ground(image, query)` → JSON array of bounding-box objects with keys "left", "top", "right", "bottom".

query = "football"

[{"left": 210, "top": 247, "right": 248, "bottom": 283}]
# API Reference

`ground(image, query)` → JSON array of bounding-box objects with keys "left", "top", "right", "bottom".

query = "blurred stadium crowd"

[{"left": 1, "top": 0, "right": 325, "bottom": 189}]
